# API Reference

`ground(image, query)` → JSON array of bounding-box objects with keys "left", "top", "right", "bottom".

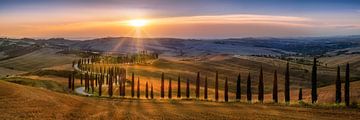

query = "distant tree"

[
  {"left": 137, "top": 77, "right": 140, "bottom": 98},
  {"left": 345, "top": 63, "right": 350, "bottom": 106},
  {"left": 311, "top": 58, "right": 317, "bottom": 103},
  {"left": 236, "top": 73, "right": 241, "bottom": 101},
  {"left": 196, "top": 72, "right": 200, "bottom": 98},
  {"left": 285, "top": 62, "right": 290, "bottom": 103},
  {"left": 186, "top": 78, "right": 190, "bottom": 98},
  {"left": 224, "top": 77, "right": 228, "bottom": 102},
  {"left": 146, "top": 81, "right": 149, "bottom": 98},
  {"left": 177, "top": 75, "right": 181, "bottom": 98},
  {"left": 168, "top": 78, "right": 172, "bottom": 99},
  {"left": 131, "top": 72, "right": 135, "bottom": 98},
  {"left": 247, "top": 73, "right": 252, "bottom": 102},
  {"left": 215, "top": 71, "right": 219, "bottom": 101},
  {"left": 335, "top": 65, "right": 341, "bottom": 103},
  {"left": 204, "top": 76, "right": 208, "bottom": 100},
  {"left": 151, "top": 83, "right": 154, "bottom": 99},
  {"left": 273, "top": 70, "right": 278, "bottom": 103},
  {"left": 258, "top": 66, "right": 264, "bottom": 103},
  {"left": 161, "top": 72, "right": 164, "bottom": 98},
  {"left": 298, "top": 88, "right": 302, "bottom": 101}
]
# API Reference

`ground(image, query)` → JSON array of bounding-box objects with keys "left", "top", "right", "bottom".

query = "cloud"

[
  {"left": 332, "top": 25, "right": 360, "bottom": 29},
  {"left": 150, "top": 14, "right": 312, "bottom": 27}
]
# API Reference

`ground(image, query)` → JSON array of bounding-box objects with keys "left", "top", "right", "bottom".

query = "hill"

[{"left": 1, "top": 80, "right": 359, "bottom": 119}]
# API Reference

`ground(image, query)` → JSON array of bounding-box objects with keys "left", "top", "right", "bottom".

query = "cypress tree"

[
  {"left": 224, "top": 77, "right": 228, "bottom": 102},
  {"left": 150, "top": 83, "right": 154, "bottom": 99},
  {"left": 298, "top": 88, "right": 302, "bottom": 101},
  {"left": 273, "top": 70, "right": 278, "bottom": 103},
  {"left": 86, "top": 73, "right": 89, "bottom": 92},
  {"left": 247, "top": 73, "right": 252, "bottom": 102},
  {"left": 236, "top": 73, "right": 241, "bottom": 100},
  {"left": 345, "top": 63, "right": 350, "bottom": 106},
  {"left": 72, "top": 74, "right": 75, "bottom": 91},
  {"left": 161, "top": 72, "right": 164, "bottom": 98},
  {"left": 119, "top": 77, "right": 122, "bottom": 96},
  {"left": 108, "top": 74, "right": 111, "bottom": 96},
  {"left": 84, "top": 73, "right": 87, "bottom": 92},
  {"left": 258, "top": 66, "right": 264, "bottom": 103},
  {"left": 186, "top": 78, "right": 190, "bottom": 98},
  {"left": 80, "top": 73, "right": 83, "bottom": 86},
  {"left": 122, "top": 75, "right": 126, "bottom": 96},
  {"left": 146, "top": 81, "right": 149, "bottom": 99},
  {"left": 91, "top": 74, "right": 95, "bottom": 94},
  {"left": 106, "top": 74, "right": 109, "bottom": 85},
  {"left": 137, "top": 77, "right": 140, "bottom": 98},
  {"left": 108, "top": 73, "right": 112, "bottom": 97},
  {"left": 131, "top": 72, "right": 135, "bottom": 98},
  {"left": 95, "top": 74, "right": 98, "bottom": 87},
  {"left": 311, "top": 58, "right": 317, "bottom": 103},
  {"left": 204, "top": 76, "right": 208, "bottom": 100},
  {"left": 285, "top": 62, "right": 290, "bottom": 103},
  {"left": 99, "top": 74, "right": 102, "bottom": 96},
  {"left": 68, "top": 74, "right": 71, "bottom": 89},
  {"left": 215, "top": 71, "right": 219, "bottom": 101},
  {"left": 168, "top": 78, "right": 172, "bottom": 99},
  {"left": 196, "top": 72, "right": 200, "bottom": 98},
  {"left": 177, "top": 75, "right": 181, "bottom": 98},
  {"left": 336, "top": 65, "right": 341, "bottom": 103}
]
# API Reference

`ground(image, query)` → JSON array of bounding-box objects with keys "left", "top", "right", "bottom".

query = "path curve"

[{"left": 75, "top": 87, "right": 93, "bottom": 96}]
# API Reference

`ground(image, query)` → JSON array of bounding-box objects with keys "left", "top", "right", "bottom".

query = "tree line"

[{"left": 71, "top": 58, "right": 352, "bottom": 106}]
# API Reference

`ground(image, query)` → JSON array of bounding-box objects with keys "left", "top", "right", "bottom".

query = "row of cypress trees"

[{"left": 74, "top": 58, "right": 352, "bottom": 106}]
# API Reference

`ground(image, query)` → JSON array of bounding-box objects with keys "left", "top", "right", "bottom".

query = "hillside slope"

[{"left": 0, "top": 80, "right": 359, "bottom": 120}]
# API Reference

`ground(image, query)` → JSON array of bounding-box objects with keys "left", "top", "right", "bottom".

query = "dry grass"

[
  {"left": 0, "top": 48, "right": 78, "bottom": 71},
  {"left": 1, "top": 80, "right": 359, "bottom": 120}
]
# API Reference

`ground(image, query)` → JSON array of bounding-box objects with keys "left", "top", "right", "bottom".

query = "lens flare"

[{"left": 128, "top": 19, "right": 149, "bottom": 27}]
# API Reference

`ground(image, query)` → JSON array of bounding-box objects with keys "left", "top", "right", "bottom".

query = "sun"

[{"left": 128, "top": 19, "right": 149, "bottom": 27}]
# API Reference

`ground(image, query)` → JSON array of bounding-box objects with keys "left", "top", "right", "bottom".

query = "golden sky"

[{"left": 1, "top": 0, "right": 359, "bottom": 39}]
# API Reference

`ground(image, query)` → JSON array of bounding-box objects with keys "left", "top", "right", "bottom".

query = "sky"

[{"left": 0, "top": 0, "right": 360, "bottom": 39}]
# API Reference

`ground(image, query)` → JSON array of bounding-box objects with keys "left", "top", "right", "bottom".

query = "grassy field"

[
  {"left": 0, "top": 48, "right": 78, "bottom": 71},
  {"left": 1, "top": 49, "right": 360, "bottom": 119},
  {"left": 0, "top": 80, "right": 359, "bottom": 120}
]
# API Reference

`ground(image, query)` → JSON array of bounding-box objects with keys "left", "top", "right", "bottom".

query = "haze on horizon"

[{"left": 0, "top": 0, "right": 360, "bottom": 39}]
